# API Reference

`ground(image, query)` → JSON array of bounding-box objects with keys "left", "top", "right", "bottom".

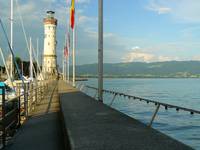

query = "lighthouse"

[{"left": 42, "top": 11, "right": 58, "bottom": 79}]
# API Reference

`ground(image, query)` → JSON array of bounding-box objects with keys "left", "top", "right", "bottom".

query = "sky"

[{"left": 1, "top": 0, "right": 200, "bottom": 67}]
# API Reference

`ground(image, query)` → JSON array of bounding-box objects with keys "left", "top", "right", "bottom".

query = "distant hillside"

[{"left": 75, "top": 61, "right": 200, "bottom": 78}]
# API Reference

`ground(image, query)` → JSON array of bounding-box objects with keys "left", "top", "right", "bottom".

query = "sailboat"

[
  {"left": 0, "top": 48, "right": 16, "bottom": 101},
  {"left": 0, "top": 0, "right": 24, "bottom": 100}
]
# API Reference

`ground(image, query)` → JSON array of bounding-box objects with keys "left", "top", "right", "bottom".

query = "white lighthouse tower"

[{"left": 42, "top": 11, "right": 58, "bottom": 79}]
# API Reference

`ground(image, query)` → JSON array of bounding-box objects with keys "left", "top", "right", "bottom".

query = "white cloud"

[
  {"left": 122, "top": 47, "right": 179, "bottom": 63},
  {"left": 192, "top": 55, "right": 200, "bottom": 61},
  {"left": 147, "top": 3, "right": 171, "bottom": 14},
  {"left": 147, "top": 0, "right": 200, "bottom": 23},
  {"left": 77, "top": 15, "right": 97, "bottom": 26}
]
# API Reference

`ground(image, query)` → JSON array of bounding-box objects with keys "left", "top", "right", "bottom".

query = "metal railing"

[
  {"left": 0, "top": 80, "right": 49, "bottom": 148},
  {"left": 77, "top": 84, "right": 200, "bottom": 128}
]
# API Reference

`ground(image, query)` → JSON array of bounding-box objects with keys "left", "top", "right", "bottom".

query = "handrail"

[
  {"left": 0, "top": 80, "right": 50, "bottom": 148},
  {"left": 80, "top": 84, "right": 200, "bottom": 129},
  {"left": 85, "top": 85, "right": 200, "bottom": 115}
]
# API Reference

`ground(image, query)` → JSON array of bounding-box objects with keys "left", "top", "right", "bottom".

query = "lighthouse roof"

[
  {"left": 46, "top": 11, "right": 55, "bottom": 19},
  {"left": 47, "top": 11, "right": 55, "bottom": 14}
]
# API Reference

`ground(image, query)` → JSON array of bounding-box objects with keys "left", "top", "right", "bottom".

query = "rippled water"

[{"left": 78, "top": 78, "right": 200, "bottom": 149}]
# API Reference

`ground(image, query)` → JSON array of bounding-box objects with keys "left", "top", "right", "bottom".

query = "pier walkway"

[
  {"left": 4, "top": 81, "right": 64, "bottom": 150},
  {"left": 59, "top": 82, "right": 193, "bottom": 150},
  {"left": 4, "top": 80, "right": 193, "bottom": 150}
]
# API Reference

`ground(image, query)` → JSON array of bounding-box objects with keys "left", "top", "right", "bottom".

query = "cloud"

[
  {"left": 147, "top": 3, "right": 171, "bottom": 14},
  {"left": 122, "top": 47, "right": 179, "bottom": 63},
  {"left": 192, "top": 55, "right": 200, "bottom": 61},
  {"left": 147, "top": 0, "right": 200, "bottom": 23}
]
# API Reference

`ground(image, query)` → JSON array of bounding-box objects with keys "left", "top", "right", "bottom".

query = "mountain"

[{"left": 75, "top": 61, "right": 200, "bottom": 78}]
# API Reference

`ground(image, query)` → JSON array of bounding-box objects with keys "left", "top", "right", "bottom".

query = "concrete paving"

[
  {"left": 4, "top": 80, "right": 194, "bottom": 150},
  {"left": 5, "top": 80, "right": 65, "bottom": 150},
  {"left": 60, "top": 84, "right": 193, "bottom": 150}
]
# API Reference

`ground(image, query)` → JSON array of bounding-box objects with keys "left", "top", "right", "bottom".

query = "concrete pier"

[
  {"left": 4, "top": 80, "right": 194, "bottom": 150},
  {"left": 4, "top": 81, "right": 64, "bottom": 150},
  {"left": 59, "top": 82, "right": 193, "bottom": 150}
]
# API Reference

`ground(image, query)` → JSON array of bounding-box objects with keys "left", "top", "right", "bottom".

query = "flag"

[
  {"left": 70, "top": 0, "right": 75, "bottom": 29},
  {"left": 64, "top": 46, "right": 69, "bottom": 58}
]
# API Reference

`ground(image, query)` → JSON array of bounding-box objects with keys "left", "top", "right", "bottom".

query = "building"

[{"left": 42, "top": 11, "right": 58, "bottom": 79}]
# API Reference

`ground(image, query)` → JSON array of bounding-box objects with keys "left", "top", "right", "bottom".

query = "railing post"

[
  {"left": 34, "top": 81, "right": 37, "bottom": 105},
  {"left": 16, "top": 83, "right": 20, "bottom": 96},
  {"left": 39, "top": 81, "right": 42, "bottom": 102},
  {"left": 30, "top": 82, "right": 34, "bottom": 113},
  {"left": 24, "top": 83, "right": 28, "bottom": 117},
  {"left": 18, "top": 95, "right": 21, "bottom": 127},
  {"left": 109, "top": 93, "right": 117, "bottom": 106},
  {"left": 148, "top": 104, "right": 160, "bottom": 127},
  {"left": 41, "top": 81, "right": 44, "bottom": 101}
]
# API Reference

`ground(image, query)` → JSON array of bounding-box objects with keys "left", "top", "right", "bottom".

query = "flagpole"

[
  {"left": 63, "top": 55, "right": 64, "bottom": 80},
  {"left": 67, "top": 41, "right": 70, "bottom": 82},
  {"left": 67, "top": 23, "right": 70, "bottom": 83},
  {"left": 66, "top": 1, "right": 70, "bottom": 83},
  {"left": 64, "top": 59, "right": 66, "bottom": 81},
  {"left": 30, "top": 37, "right": 33, "bottom": 81},
  {"left": 72, "top": 25, "right": 75, "bottom": 87},
  {"left": 98, "top": 0, "right": 103, "bottom": 102},
  {"left": 64, "top": 35, "right": 67, "bottom": 81}
]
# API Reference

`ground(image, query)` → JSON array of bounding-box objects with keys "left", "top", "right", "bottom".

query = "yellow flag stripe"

[{"left": 71, "top": 0, "right": 75, "bottom": 9}]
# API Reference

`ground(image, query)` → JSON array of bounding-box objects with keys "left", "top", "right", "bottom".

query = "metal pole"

[
  {"left": 68, "top": 7, "right": 70, "bottom": 82},
  {"left": 37, "top": 38, "right": 39, "bottom": 76},
  {"left": 63, "top": 55, "right": 64, "bottom": 80},
  {"left": 67, "top": 34, "right": 70, "bottom": 82},
  {"left": 98, "top": 0, "right": 103, "bottom": 102},
  {"left": 30, "top": 37, "right": 33, "bottom": 80},
  {"left": 21, "top": 61, "right": 23, "bottom": 77},
  {"left": 67, "top": 52, "right": 70, "bottom": 82},
  {"left": 10, "top": 0, "right": 14, "bottom": 79},
  {"left": 72, "top": 26, "right": 76, "bottom": 87},
  {"left": 65, "top": 60, "right": 66, "bottom": 81}
]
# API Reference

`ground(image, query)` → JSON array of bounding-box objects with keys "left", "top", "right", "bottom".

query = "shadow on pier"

[
  {"left": 3, "top": 80, "right": 194, "bottom": 150},
  {"left": 4, "top": 81, "right": 65, "bottom": 150}
]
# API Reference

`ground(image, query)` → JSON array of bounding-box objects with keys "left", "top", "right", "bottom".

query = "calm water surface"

[{"left": 79, "top": 78, "right": 200, "bottom": 149}]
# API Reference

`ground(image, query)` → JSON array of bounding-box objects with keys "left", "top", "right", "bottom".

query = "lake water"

[{"left": 78, "top": 78, "right": 200, "bottom": 149}]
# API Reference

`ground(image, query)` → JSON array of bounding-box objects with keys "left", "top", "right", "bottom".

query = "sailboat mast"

[
  {"left": 10, "top": 0, "right": 14, "bottom": 79},
  {"left": 37, "top": 38, "right": 39, "bottom": 77}
]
